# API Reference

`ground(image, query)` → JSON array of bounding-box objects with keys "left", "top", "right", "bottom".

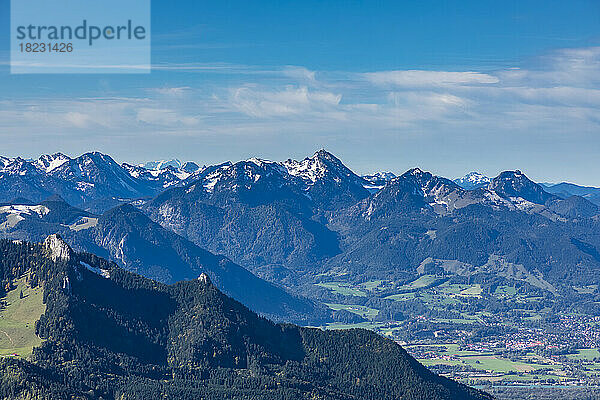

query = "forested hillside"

[{"left": 0, "top": 237, "right": 491, "bottom": 400}]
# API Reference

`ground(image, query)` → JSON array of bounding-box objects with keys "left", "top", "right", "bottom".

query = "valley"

[
  {"left": 312, "top": 273, "right": 600, "bottom": 391},
  {"left": 2, "top": 149, "right": 600, "bottom": 399}
]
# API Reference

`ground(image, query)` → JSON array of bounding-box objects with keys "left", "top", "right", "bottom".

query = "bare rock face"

[
  {"left": 44, "top": 234, "right": 73, "bottom": 261},
  {"left": 198, "top": 273, "right": 211, "bottom": 285}
]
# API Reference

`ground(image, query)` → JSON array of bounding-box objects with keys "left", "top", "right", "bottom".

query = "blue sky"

[{"left": 0, "top": 0, "right": 599, "bottom": 184}]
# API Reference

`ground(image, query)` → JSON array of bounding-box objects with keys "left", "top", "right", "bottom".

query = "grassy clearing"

[
  {"left": 567, "top": 348, "right": 600, "bottom": 361},
  {"left": 316, "top": 282, "right": 367, "bottom": 297},
  {"left": 573, "top": 285, "right": 598, "bottom": 294},
  {"left": 325, "top": 303, "right": 379, "bottom": 319},
  {"left": 420, "top": 354, "right": 540, "bottom": 373},
  {"left": 68, "top": 216, "right": 99, "bottom": 232},
  {"left": 398, "top": 275, "right": 441, "bottom": 291},
  {"left": 459, "top": 284, "right": 483, "bottom": 297},
  {"left": 461, "top": 355, "right": 537, "bottom": 372},
  {"left": 0, "top": 276, "right": 46, "bottom": 358},
  {"left": 494, "top": 285, "right": 517, "bottom": 297},
  {"left": 324, "top": 321, "right": 383, "bottom": 330}
]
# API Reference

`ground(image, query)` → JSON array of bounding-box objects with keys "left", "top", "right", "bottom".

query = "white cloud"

[
  {"left": 280, "top": 66, "right": 317, "bottom": 83},
  {"left": 64, "top": 112, "right": 93, "bottom": 128},
  {"left": 229, "top": 85, "right": 342, "bottom": 118},
  {"left": 151, "top": 87, "right": 192, "bottom": 96},
  {"left": 136, "top": 108, "right": 200, "bottom": 126},
  {"left": 1, "top": 45, "right": 599, "bottom": 178},
  {"left": 364, "top": 70, "right": 499, "bottom": 86}
]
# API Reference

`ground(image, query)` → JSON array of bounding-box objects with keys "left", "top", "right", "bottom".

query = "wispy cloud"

[
  {"left": 1, "top": 46, "right": 599, "bottom": 183},
  {"left": 136, "top": 107, "right": 200, "bottom": 126},
  {"left": 2, "top": 46, "right": 599, "bottom": 136},
  {"left": 150, "top": 87, "right": 192, "bottom": 96},
  {"left": 364, "top": 70, "right": 500, "bottom": 86},
  {"left": 229, "top": 85, "right": 342, "bottom": 118}
]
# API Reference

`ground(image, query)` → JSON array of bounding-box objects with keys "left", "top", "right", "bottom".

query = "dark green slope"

[
  {"left": 77, "top": 204, "right": 328, "bottom": 324},
  {"left": 0, "top": 197, "right": 328, "bottom": 324},
  {"left": 0, "top": 238, "right": 491, "bottom": 400}
]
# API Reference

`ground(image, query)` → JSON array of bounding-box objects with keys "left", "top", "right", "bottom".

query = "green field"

[
  {"left": 494, "top": 285, "right": 517, "bottom": 297},
  {"left": 0, "top": 276, "right": 46, "bottom": 357},
  {"left": 573, "top": 285, "right": 598, "bottom": 294},
  {"left": 460, "top": 355, "right": 537, "bottom": 372},
  {"left": 326, "top": 303, "right": 379, "bottom": 319},
  {"left": 324, "top": 321, "right": 384, "bottom": 330},
  {"left": 398, "top": 275, "right": 442, "bottom": 291},
  {"left": 419, "top": 353, "right": 548, "bottom": 379},
  {"left": 406, "top": 343, "right": 584, "bottom": 384},
  {"left": 316, "top": 282, "right": 367, "bottom": 297},
  {"left": 459, "top": 284, "right": 483, "bottom": 297},
  {"left": 567, "top": 348, "right": 600, "bottom": 361}
]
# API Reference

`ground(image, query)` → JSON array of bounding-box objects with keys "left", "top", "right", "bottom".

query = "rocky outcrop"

[{"left": 44, "top": 234, "right": 73, "bottom": 261}]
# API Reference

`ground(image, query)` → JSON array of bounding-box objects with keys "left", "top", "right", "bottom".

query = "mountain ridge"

[{"left": 0, "top": 238, "right": 491, "bottom": 400}]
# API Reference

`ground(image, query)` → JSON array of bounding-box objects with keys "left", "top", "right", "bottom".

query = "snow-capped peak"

[
  {"left": 283, "top": 156, "right": 328, "bottom": 184},
  {"left": 362, "top": 172, "right": 396, "bottom": 193},
  {"left": 124, "top": 159, "right": 204, "bottom": 189},
  {"left": 454, "top": 171, "right": 491, "bottom": 190},
  {"left": 36, "top": 153, "right": 71, "bottom": 173},
  {"left": 246, "top": 157, "right": 276, "bottom": 168},
  {"left": 282, "top": 149, "right": 356, "bottom": 185},
  {"left": 140, "top": 159, "right": 183, "bottom": 171},
  {"left": 0, "top": 156, "right": 12, "bottom": 170},
  {"left": 363, "top": 172, "right": 396, "bottom": 182},
  {"left": 407, "top": 167, "right": 425, "bottom": 176}
]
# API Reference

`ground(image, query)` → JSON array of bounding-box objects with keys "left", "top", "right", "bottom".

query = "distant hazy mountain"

[
  {"left": 140, "top": 159, "right": 183, "bottom": 170},
  {"left": 0, "top": 152, "right": 151, "bottom": 212},
  {"left": 0, "top": 152, "right": 207, "bottom": 213},
  {"left": 0, "top": 197, "right": 323, "bottom": 323},
  {"left": 542, "top": 182, "right": 600, "bottom": 206},
  {"left": 141, "top": 151, "right": 600, "bottom": 294},
  {"left": 328, "top": 167, "right": 600, "bottom": 289},
  {"left": 454, "top": 171, "right": 491, "bottom": 190},
  {"left": 362, "top": 171, "right": 397, "bottom": 192},
  {"left": 144, "top": 153, "right": 343, "bottom": 276},
  {"left": 3, "top": 149, "right": 600, "bottom": 302}
]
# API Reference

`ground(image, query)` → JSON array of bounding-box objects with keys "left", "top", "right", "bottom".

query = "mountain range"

[
  {"left": 0, "top": 196, "right": 331, "bottom": 325},
  {"left": 453, "top": 171, "right": 600, "bottom": 206},
  {"left": 2, "top": 150, "right": 600, "bottom": 314},
  {"left": 0, "top": 152, "right": 203, "bottom": 213},
  {"left": 3, "top": 149, "right": 600, "bottom": 398}
]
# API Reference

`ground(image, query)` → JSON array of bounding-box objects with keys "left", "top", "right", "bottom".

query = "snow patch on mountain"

[
  {"left": 283, "top": 157, "right": 328, "bottom": 185},
  {"left": 140, "top": 159, "right": 182, "bottom": 170},
  {"left": 203, "top": 166, "right": 229, "bottom": 193},
  {"left": 362, "top": 172, "right": 396, "bottom": 193},
  {"left": 0, "top": 204, "right": 50, "bottom": 218},
  {"left": 454, "top": 172, "right": 491, "bottom": 190},
  {"left": 80, "top": 261, "right": 110, "bottom": 279},
  {"left": 126, "top": 159, "right": 203, "bottom": 189},
  {"left": 0, "top": 204, "right": 48, "bottom": 230},
  {"left": 36, "top": 153, "right": 71, "bottom": 173}
]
